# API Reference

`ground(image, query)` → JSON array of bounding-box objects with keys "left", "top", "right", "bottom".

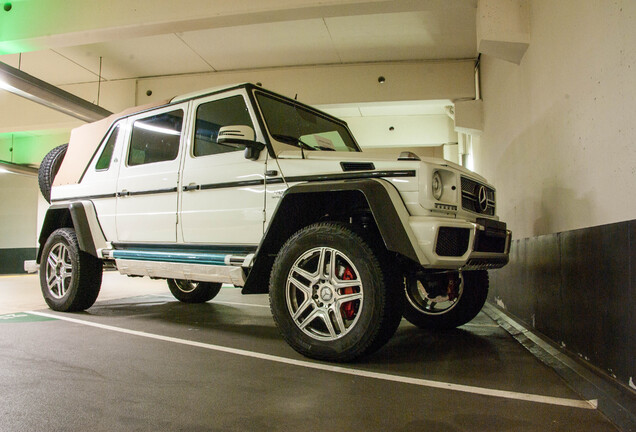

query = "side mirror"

[{"left": 217, "top": 125, "right": 265, "bottom": 161}]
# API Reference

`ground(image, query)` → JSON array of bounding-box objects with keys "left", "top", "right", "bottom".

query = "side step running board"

[{"left": 100, "top": 249, "right": 254, "bottom": 286}]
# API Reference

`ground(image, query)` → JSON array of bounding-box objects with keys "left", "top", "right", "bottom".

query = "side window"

[
  {"left": 128, "top": 109, "right": 183, "bottom": 166},
  {"left": 194, "top": 96, "right": 254, "bottom": 157},
  {"left": 95, "top": 124, "right": 120, "bottom": 171}
]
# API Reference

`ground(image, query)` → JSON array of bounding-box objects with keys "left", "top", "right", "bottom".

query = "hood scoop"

[{"left": 341, "top": 162, "right": 376, "bottom": 172}]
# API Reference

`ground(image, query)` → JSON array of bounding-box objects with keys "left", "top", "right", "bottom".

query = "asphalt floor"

[{"left": 0, "top": 273, "right": 620, "bottom": 431}]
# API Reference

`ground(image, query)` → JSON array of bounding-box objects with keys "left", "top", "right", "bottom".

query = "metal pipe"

[
  {"left": 0, "top": 61, "right": 112, "bottom": 123},
  {"left": 0, "top": 160, "right": 38, "bottom": 176},
  {"left": 474, "top": 54, "right": 482, "bottom": 100}
]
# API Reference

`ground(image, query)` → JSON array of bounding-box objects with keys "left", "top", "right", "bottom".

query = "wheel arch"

[
  {"left": 242, "top": 178, "right": 422, "bottom": 294},
  {"left": 37, "top": 201, "right": 107, "bottom": 263}
]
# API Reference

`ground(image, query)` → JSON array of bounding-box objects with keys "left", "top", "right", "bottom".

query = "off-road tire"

[
  {"left": 38, "top": 144, "right": 68, "bottom": 203},
  {"left": 167, "top": 279, "right": 222, "bottom": 303},
  {"left": 403, "top": 270, "right": 489, "bottom": 330},
  {"left": 39, "top": 227, "right": 103, "bottom": 312},
  {"left": 269, "top": 222, "right": 403, "bottom": 362}
]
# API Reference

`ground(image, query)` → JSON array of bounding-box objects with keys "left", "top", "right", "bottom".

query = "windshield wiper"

[
  {"left": 271, "top": 134, "right": 315, "bottom": 151},
  {"left": 313, "top": 145, "right": 335, "bottom": 151}
]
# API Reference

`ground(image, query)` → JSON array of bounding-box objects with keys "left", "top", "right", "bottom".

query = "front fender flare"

[{"left": 242, "top": 178, "right": 425, "bottom": 293}]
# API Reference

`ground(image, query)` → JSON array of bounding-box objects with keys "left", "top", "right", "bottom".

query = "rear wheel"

[
  {"left": 269, "top": 222, "right": 403, "bottom": 362},
  {"left": 167, "top": 279, "right": 222, "bottom": 303},
  {"left": 39, "top": 227, "right": 103, "bottom": 312},
  {"left": 402, "top": 270, "right": 489, "bottom": 330}
]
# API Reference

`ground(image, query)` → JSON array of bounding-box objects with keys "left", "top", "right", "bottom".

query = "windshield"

[{"left": 255, "top": 92, "right": 360, "bottom": 152}]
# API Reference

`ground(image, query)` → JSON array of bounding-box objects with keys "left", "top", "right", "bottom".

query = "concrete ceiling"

[
  {"left": 0, "top": 1, "right": 477, "bottom": 86},
  {"left": 0, "top": 0, "right": 478, "bottom": 159}
]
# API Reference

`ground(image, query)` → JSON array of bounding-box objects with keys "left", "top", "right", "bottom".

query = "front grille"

[
  {"left": 461, "top": 176, "right": 496, "bottom": 216},
  {"left": 435, "top": 227, "right": 470, "bottom": 257}
]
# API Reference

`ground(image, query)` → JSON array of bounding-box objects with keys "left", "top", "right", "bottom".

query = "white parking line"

[{"left": 27, "top": 310, "right": 597, "bottom": 410}]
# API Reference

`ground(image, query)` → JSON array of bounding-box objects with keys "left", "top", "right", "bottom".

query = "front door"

[{"left": 179, "top": 90, "right": 267, "bottom": 246}]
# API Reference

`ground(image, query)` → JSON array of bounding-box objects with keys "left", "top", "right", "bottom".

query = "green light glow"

[
  {"left": 0, "top": 0, "right": 52, "bottom": 55},
  {"left": 0, "top": 129, "right": 70, "bottom": 165}
]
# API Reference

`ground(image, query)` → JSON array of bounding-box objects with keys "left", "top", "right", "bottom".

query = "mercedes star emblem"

[{"left": 477, "top": 185, "right": 489, "bottom": 213}]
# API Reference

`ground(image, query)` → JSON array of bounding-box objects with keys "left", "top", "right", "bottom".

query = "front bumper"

[{"left": 408, "top": 216, "right": 511, "bottom": 270}]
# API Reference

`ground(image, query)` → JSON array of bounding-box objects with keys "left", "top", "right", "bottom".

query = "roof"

[{"left": 170, "top": 83, "right": 250, "bottom": 104}]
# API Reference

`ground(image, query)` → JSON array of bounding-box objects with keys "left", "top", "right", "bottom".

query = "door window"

[
  {"left": 95, "top": 124, "right": 120, "bottom": 171},
  {"left": 128, "top": 110, "right": 183, "bottom": 166},
  {"left": 193, "top": 96, "right": 254, "bottom": 157}
]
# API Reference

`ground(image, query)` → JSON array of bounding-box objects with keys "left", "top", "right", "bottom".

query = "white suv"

[{"left": 37, "top": 83, "right": 510, "bottom": 361}]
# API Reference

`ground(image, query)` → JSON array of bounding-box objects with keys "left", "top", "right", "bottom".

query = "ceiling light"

[{"left": 0, "top": 61, "right": 112, "bottom": 123}]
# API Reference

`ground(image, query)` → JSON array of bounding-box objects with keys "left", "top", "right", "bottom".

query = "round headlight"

[{"left": 432, "top": 171, "right": 443, "bottom": 200}]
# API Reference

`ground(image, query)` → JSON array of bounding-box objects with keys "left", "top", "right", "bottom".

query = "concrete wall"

[
  {"left": 478, "top": 0, "right": 636, "bottom": 394},
  {"left": 0, "top": 172, "right": 39, "bottom": 273},
  {"left": 476, "top": 0, "right": 636, "bottom": 239}
]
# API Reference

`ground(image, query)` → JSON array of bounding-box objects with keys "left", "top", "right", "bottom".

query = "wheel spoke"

[
  {"left": 61, "top": 273, "right": 69, "bottom": 296},
  {"left": 328, "top": 250, "right": 337, "bottom": 280},
  {"left": 336, "top": 292, "right": 362, "bottom": 305},
  {"left": 292, "top": 265, "right": 317, "bottom": 284},
  {"left": 332, "top": 279, "right": 362, "bottom": 290},
  {"left": 61, "top": 247, "right": 68, "bottom": 265},
  {"left": 317, "top": 248, "right": 328, "bottom": 280},
  {"left": 47, "top": 254, "right": 58, "bottom": 270},
  {"left": 52, "top": 279, "right": 62, "bottom": 297},
  {"left": 330, "top": 305, "right": 347, "bottom": 334},
  {"left": 46, "top": 270, "right": 56, "bottom": 285},
  {"left": 288, "top": 271, "right": 313, "bottom": 296},
  {"left": 323, "top": 312, "right": 337, "bottom": 338},
  {"left": 292, "top": 299, "right": 313, "bottom": 321},
  {"left": 299, "top": 308, "right": 323, "bottom": 330}
]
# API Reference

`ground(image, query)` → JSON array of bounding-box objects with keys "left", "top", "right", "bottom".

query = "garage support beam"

[{"left": 137, "top": 60, "right": 476, "bottom": 106}]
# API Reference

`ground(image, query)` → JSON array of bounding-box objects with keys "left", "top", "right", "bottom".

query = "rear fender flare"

[{"left": 37, "top": 201, "right": 108, "bottom": 262}]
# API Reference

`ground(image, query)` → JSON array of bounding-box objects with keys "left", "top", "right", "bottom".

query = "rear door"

[{"left": 115, "top": 104, "right": 188, "bottom": 243}]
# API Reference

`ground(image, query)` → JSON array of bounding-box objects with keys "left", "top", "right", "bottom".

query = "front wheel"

[
  {"left": 402, "top": 270, "right": 489, "bottom": 330},
  {"left": 39, "top": 227, "right": 103, "bottom": 312},
  {"left": 269, "top": 223, "right": 403, "bottom": 362},
  {"left": 167, "top": 279, "right": 222, "bottom": 303}
]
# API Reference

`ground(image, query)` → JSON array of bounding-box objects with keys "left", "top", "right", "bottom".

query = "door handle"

[
  {"left": 118, "top": 189, "right": 130, "bottom": 197},
  {"left": 265, "top": 170, "right": 278, "bottom": 177},
  {"left": 183, "top": 184, "right": 201, "bottom": 191}
]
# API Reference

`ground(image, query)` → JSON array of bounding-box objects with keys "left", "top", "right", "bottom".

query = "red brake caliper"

[
  {"left": 341, "top": 267, "right": 357, "bottom": 320},
  {"left": 447, "top": 274, "right": 459, "bottom": 301}
]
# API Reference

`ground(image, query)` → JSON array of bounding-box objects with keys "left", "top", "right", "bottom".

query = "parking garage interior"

[{"left": 0, "top": 1, "right": 635, "bottom": 431}]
